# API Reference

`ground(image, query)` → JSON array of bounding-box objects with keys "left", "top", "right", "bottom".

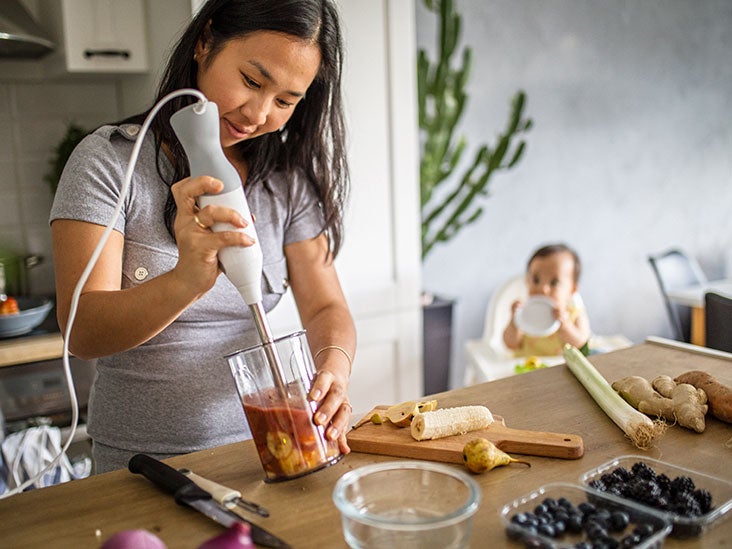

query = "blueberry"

[
  {"left": 620, "top": 533, "right": 641, "bottom": 548},
  {"left": 537, "top": 523, "right": 556, "bottom": 538},
  {"left": 558, "top": 496, "right": 574, "bottom": 509},
  {"left": 585, "top": 522, "right": 607, "bottom": 539},
  {"left": 567, "top": 514, "right": 583, "bottom": 533},
  {"left": 542, "top": 497, "right": 558, "bottom": 510},
  {"left": 579, "top": 502, "right": 597, "bottom": 516},
  {"left": 534, "top": 503, "right": 549, "bottom": 515},
  {"left": 633, "top": 522, "right": 655, "bottom": 539},
  {"left": 608, "top": 511, "right": 630, "bottom": 532}
]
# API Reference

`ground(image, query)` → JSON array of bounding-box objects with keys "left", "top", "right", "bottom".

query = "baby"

[{"left": 503, "top": 243, "right": 591, "bottom": 356}]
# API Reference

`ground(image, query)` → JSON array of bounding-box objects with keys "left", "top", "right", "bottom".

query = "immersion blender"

[{"left": 170, "top": 99, "right": 287, "bottom": 389}]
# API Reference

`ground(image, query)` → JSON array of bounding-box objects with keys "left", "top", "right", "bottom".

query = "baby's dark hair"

[{"left": 527, "top": 243, "right": 581, "bottom": 283}]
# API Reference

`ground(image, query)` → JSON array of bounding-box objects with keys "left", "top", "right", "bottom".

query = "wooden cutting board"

[{"left": 347, "top": 406, "right": 584, "bottom": 463}]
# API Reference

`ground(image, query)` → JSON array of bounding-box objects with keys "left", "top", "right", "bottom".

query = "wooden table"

[
  {"left": 1, "top": 341, "right": 730, "bottom": 548},
  {"left": 667, "top": 279, "right": 732, "bottom": 346}
]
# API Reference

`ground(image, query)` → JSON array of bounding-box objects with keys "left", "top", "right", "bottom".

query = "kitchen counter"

[
  {"left": 0, "top": 332, "right": 64, "bottom": 367},
  {"left": 0, "top": 301, "right": 63, "bottom": 367},
  {"left": 0, "top": 340, "right": 730, "bottom": 548}
]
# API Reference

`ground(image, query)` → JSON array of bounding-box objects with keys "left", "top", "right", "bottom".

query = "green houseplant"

[
  {"left": 418, "top": 0, "right": 532, "bottom": 260},
  {"left": 418, "top": 0, "right": 532, "bottom": 393},
  {"left": 45, "top": 123, "right": 88, "bottom": 194}
]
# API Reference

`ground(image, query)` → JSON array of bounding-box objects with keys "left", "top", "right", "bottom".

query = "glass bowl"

[
  {"left": 332, "top": 461, "right": 481, "bottom": 549},
  {"left": 500, "top": 482, "right": 671, "bottom": 548},
  {"left": 580, "top": 455, "right": 732, "bottom": 538}
]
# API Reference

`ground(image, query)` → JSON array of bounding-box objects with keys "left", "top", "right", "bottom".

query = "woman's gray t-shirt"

[{"left": 49, "top": 124, "right": 325, "bottom": 455}]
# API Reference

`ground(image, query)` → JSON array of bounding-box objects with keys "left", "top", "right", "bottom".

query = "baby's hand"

[
  {"left": 554, "top": 306, "right": 572, "bottom": 333},
  {"left": 510, "top": 300, "right": 523, "bottom": 315}
]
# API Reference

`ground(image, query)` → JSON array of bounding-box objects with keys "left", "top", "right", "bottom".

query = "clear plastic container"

[
  {"left": 499, "top": 482, "right": 671, "bottom": 548},
  {"left": 580, "top": 455, "right": 732, "bottom": 538}
]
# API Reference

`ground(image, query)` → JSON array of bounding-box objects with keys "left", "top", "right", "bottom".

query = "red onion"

[
  {"left": 198, "top": 523, "right": 254, "bottom": 549},
  {"left": 101, "top": 529, "right": 167, "bottom": 549}
]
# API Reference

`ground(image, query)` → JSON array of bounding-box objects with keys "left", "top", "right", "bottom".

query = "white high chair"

[{"left": 464, "top": 275, "right": 632, "bottom": 385}]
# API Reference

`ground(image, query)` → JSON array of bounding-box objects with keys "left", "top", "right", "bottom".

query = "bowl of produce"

[
  {"left": 332, "top": 461, "right": 481, "bottom": 549},
  {"left": 580, "top": 455, "right": 732, "bottom": 538},
  {"left": 0, "top": 296, "right": 53, "bottom": 338},
  {"left": 500, "top": 482, "right": 671, "bottom": 548}
]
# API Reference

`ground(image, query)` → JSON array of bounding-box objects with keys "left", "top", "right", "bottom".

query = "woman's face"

[
  {"left": 526, "top": 251, "right": 577, "bottom": 308},
  {"left": 195, "top": 30, "right": 321, "bottom": 156}
]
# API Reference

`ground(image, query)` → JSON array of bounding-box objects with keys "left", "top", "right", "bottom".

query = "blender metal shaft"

[{"left": 249, "top": 302, "right": 289, "bottom": 396}]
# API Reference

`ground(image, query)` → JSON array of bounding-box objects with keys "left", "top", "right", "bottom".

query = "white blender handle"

[{"left": 170, "top": 100, "right": 263, "bottom": 306}]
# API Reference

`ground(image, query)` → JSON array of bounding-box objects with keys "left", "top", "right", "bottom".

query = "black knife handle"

[{"left": 129, "top": 454, "right": 211, "bottom": 505}]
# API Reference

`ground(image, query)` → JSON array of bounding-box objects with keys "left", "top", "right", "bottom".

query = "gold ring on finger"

[{"left": 193, "top": 214, "right": 207, "bottom": 230}]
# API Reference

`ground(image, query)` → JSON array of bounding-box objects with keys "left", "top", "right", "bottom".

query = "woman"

[{"left": 50, "top": 0, "right": 355, "bottom": 473}]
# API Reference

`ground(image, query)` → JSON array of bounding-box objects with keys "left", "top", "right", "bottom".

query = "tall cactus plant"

[{"left": 419, "top": 0, "right": 532, "bottom": 259}]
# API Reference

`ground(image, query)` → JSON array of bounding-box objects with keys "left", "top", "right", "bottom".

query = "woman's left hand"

[{"left": 309, "top": 363, "right": 352, "bottom": 454}]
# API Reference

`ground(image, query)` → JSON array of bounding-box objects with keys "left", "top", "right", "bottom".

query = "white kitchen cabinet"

[{"left": 39, "top": 0, "right": 149, "bottom": 74}]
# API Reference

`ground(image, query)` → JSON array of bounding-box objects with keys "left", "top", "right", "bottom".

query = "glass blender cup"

[{"left": 227, "top": 330, "right": 343, "bottom": 482}]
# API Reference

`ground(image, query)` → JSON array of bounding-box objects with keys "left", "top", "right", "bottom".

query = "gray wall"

[{"left": 416, "top": 0, "right": 732, "bottom": 388}]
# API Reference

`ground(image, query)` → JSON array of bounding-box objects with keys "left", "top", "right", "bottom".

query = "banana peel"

[
  {"left": 386, "top": 399, "right": 438, "bottom": 427},
  {"left": 350, "top": 400, "right": 439, "bottom": 430}
]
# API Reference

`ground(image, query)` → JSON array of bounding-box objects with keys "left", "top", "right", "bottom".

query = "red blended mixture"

[{"left": 243, "top": 396, "right": 341, "bottom": 480}]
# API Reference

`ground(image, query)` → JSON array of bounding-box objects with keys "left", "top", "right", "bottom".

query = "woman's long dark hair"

[{"left": 129, "top": 0, "right": 348, "bottom": 257}]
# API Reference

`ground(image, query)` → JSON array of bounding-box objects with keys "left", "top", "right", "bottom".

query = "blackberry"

[
  {"left": 638, "top": 480, "right": 663, "bottom": 507},
  {"left": 612, "top": 466, "right": 633, "bottom": 482},
  {"left": 670, "top": 475, "right": 695, "bottom": 495},
  {"left": 589, "top": 479, "right": 607, "bottom": 492},
  {"left": 693, "top": 488, "right": 713, "bottom": 514},
  {"left": 655, "top": 473, "right": 671, "bottom": 493},
  {"left": 655, "top": 496, "right": 669, "bottom": 512},
  {"left": 631, "top": 461, "right": 656, "bottom": 480},
  {"left": 672, "top": 491, "right": 703, "bottom": 517},
  {"left": 621, "top": 477, "right": 649, "bottom": 504},
  {"left": 601, "top": 472, "right": 618, "bottom": 487}
]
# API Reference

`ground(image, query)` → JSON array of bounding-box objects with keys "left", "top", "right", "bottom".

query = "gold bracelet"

[{"left": 314, "top": 345, "right": 353, "bottom": 374}]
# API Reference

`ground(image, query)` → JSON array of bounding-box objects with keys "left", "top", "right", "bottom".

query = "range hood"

[{"left": 0, "top": 0, "right": 55, "bottom": 59}]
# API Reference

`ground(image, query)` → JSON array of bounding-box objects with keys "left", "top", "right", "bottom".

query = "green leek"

[{"left": 563, "top": 345, "right": 665, "bottom": 450}]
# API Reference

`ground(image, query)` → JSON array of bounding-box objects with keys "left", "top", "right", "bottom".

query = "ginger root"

[
  {"left": 611, "top": 375, "right": 708, "bottom": 433},
  {"left": 675, "top": 371, "right": 732, "bottom": 424}
]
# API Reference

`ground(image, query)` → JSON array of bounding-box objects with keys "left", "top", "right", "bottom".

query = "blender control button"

[
  {"left": 125, "top": 125, "right": 140, "bottom": 136},
  {"left": 134, "top": 267, "right": 148, "bottom": 280},
  {"left": 282, "top": 278, "right": 289, "bottom": 289}
]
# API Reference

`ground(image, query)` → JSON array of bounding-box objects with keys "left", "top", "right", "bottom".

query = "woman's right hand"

[{"left": 170, "top": 175, "right": 254, "bottom": 298}]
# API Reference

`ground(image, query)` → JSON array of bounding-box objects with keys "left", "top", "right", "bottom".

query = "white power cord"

[{"left": 0, "top": 88, "right": 207, "bottom": 498}]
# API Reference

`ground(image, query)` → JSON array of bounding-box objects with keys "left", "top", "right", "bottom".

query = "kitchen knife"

[
  {"left": 129, "top": 454, "right": 291, "bottom": 549},
  {"left": 178, "top": 467, "right": 270, "bottom": 517}
]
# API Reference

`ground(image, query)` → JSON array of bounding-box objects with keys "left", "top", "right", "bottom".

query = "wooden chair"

[
  {"left": 704, "top": 291, "right": 732, "bottom": 353},
  {"left": 648, "top": 248, "right": 707, "bottom": 342}
]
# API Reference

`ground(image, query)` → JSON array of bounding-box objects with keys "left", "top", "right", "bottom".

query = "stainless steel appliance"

[{"left": 0, "top": 305, "right": 95, "bottom": 454}]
